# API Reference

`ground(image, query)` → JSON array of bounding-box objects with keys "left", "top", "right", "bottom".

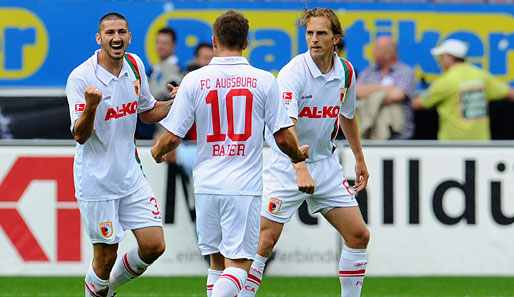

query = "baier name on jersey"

[{"left": 213, "top": 143, "right": 246, "bottom": 157}]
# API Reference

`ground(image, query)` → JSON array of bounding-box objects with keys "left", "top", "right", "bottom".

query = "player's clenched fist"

[
  {"left": 84, "top": 85, "right": 102, "bottom": 108},
  {"left": 291, "top": 144, "right": 309, "bottom": 164}
]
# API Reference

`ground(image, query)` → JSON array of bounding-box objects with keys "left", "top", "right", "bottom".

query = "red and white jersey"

[
  {"left": 265, "top": 51, "right": 356, "bottom": 162},
  {"left": 160, "top": 56, "right": 292, "bottom": 195},
  {"left": 66, "top": 50, "right": 156, "bottom": 201}
]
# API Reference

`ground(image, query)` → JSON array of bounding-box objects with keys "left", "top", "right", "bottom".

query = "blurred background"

[{"left": 1, "top": 0, "right": 514, "bottom": 279}]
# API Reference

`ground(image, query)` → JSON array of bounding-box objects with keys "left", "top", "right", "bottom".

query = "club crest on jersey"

[
  {"left": 99, "top": 221, "right": 113, "bottom": 238},
  {"left": 268, "top": 197, "right": 283, "bottom": 214},
  {"left": 132, "top": 80, "right": 141, "bottom": 96},
  {"left": 340, "top": 87, "right": 348, "bottom": 104}
]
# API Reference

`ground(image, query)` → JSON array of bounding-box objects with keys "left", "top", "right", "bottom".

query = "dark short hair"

[
  {"left": 98, "top": 13, "right": 128, "bottom": 33},
  {"left": 157, "top": 27, "right": 176, "bottom": 43},
  {"left": 212, "top": 9, "right": 249, "bottom": 50},
  {"left": 298, "top": 8, "right": 344, "bottom": 38},
  {"left": 195, "top": 42, "right": 213, "bottom": 56}
]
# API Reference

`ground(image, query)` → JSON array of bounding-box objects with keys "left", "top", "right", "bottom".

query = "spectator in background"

[
  {"left": 184, "top": 42, "right": 214, "bottom": 75},
  {"left": 136, "top": 27, "right": 182, "bottom": 140},
  {"left": 412, "top": 39, "right": 514, "bottom": 141},
  {"left": 356, "top": 35, "right": 417, "bottom": 140},
  {"left": 149, "top": 27, "right": 182, "bottom": 100}
]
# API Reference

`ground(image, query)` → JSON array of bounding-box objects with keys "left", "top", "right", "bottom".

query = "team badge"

[
  {"left": 132, "top": 80, "right": 141, "bottom": 97},
  {"left": 99, "top": 221, "right": 113, "bottom": 238},
  {"left": 268, "top": 197, "right": 283, "bottom": 214},
  {"left": 340, "top": 87, "right": 348, "bottom": 104}
]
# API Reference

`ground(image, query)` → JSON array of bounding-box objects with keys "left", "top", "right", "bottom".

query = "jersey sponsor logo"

[
  {"left": 74, "top": 103, "right": 85, "bottom": 112},
  {"left": 282, "top": 92, "right": 292, "bottom": 100},
  {"left": 298, "top": 106, "right": 340, "bottom": 119},
  {"left": 99, "top": 221, "right": 113, "bottom": 238},
  {"left": 104, "top": 100, "right": 138, "bottom": 121},
  {"left": 212, "top": 143, "right": 246, "bottom": 157},
  {"left": 132, "top": 80, "right": 141, "bottom": 97},
  {"left": 268, "top": 197, "right": 283, "bottom": 214},
  {"left": 340, "top": 88, "right": 348, "bottom": 104}
]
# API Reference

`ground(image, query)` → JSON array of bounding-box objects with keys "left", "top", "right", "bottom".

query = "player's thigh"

[
  {"left": 262, "top": 150, "right": 308, "bottom": 223},
  {"left": 323, "top": 206, "right": 369, "bottom": 248},
  {"left": 218, "top": 195, "right": 261, "bottom": 260},
  {"left": 118, "top": 183, "right": 163, "bottom": 231},
  {"left": 77, "top": 199, "right": 125, "bottom": 244},
  {"left": 195, "top": 194, "right": 222, "bottom": 256}
]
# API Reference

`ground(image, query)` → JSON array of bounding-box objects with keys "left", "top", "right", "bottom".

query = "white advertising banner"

[{"left": 0, "top": 143, "right": 513, "bottom": 276}]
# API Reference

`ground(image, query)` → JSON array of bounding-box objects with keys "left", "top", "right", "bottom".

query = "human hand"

[
  {"left": 291, "top": 144, "right": 309, "bottom": 164},
  {"left": 84, "top": 85, "right": 102, "bottom": 108},
  {"left": 151, "top": 142, "right": 166, "bottom": 163},
  {"left": 353, "top": 159, "right": 369, "bottom": 192},
  {"left": 294, "top": 162, "right": 315, "bottom": 194},
  {"left": 168, "top": 84, "right": 179, "bottom": 99}
]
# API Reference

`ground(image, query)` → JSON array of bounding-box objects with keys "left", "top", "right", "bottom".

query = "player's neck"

[
  {"left": 312, "top": 55, "right": 334, "bottom": 74},
  {"left": 97, "top": 51, "right": 124, "bottom": 77},
  {"left": 216, "top": 49, "right": 243, "bottom": 57}
]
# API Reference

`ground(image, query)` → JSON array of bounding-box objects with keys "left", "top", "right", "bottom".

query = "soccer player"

[
  {"left": 151, "top": 10, "right": 309, "bottom": 297},
  {"left": 66, "top": 13, "right": 174, "bottom": 297},
  {"left": 239, "top": 8, "right": 370, "bottom": 297}
]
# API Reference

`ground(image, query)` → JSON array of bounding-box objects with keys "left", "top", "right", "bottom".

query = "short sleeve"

[
  {"left": 66, "top": 73, "right": 87, "bottom": 133},
  {"left": 159, "top": 74, "right": 195, "bottom": 138},
  {"left": 277, "top": 66, "right": 302, "bottom": 120},
  {"left": 264, "top": 76, "right": 293, "bottom": 134},
  {"left": 340, "top": 61, "right": 357, "bottom": 119},
  {"left": 484, "top": 71, "right": 509, "bottom": 101},
  {"left": 132, "top": 54, "right": 157, "bottom": 113},
  {"left": 418, "top": 76, "right": 454, "bottom": 108}
]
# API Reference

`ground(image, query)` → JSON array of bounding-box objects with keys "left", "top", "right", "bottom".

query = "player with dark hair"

[
  {"left": 66, "top": 12, "right": 174, "bottom": 297},
  {"left": 240, "top": 8, "right": 370, "bottom": 297},
  {"left": 151, "top": 9, "right": 309, "bottom": 297}
]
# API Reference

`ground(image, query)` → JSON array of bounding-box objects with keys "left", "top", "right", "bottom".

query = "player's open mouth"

[{"left": 111, "top": 43, "right": 123, "bottom": 51}]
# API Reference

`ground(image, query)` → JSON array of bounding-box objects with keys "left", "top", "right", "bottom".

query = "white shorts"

[
  {"left": 262, "top": 149, "right": 358, "bottom": 223},
  {"left": 78, "top": 183, "right": 163, "bottom": 244},
  {"left": 195, "top": 194, "right": 260, "bottom": 260}
]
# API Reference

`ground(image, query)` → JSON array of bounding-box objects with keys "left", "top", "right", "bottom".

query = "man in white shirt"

[
  {"left": 66, "top": 13, "right": 174, "bottom": 297},
  {"left": 151, "top": 10, "right": 308, "bottom": 297},
  {"left": 239, "top": 8, "right": 370, "bottom": 297}
]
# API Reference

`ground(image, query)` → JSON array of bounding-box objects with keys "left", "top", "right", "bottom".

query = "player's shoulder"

[{"left": 68, "top": 54, "right": 95, "bottom": 81}]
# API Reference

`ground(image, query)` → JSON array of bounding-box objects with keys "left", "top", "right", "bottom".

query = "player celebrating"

[
  {"left": 151, "top": 10, "right": 309, "bottom": 297},
  {"left": 239, "top": 8, "right": 370, "bottom": 297},
  {"left": 66, "top": 13, "right": 173, "bottom": 297}
]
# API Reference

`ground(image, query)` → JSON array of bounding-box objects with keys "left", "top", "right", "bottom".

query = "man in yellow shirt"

[{"left": 413, "top": 39, "right": 514, "bottom": 140}]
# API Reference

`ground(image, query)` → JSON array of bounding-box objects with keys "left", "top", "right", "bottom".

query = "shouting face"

[{"left": 96, "top": 19, "right": 131, "bottom": 61}]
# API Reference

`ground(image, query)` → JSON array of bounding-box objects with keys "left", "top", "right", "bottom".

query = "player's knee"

[
  {"left": 352, "top": 227, "right": 370, "bottom": 248},
  {"left": 140, "top": 240, "right": 166, "bottom": 263},
  {"left": 258, "top": 232, "right": 279, "bottom": 256}
]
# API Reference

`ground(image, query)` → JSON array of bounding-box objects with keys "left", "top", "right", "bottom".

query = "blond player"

[
  {"left": 151, "top": 10, "right": 308, "bottom": 297},
  {"left": 66, "top": 13, "right": 174, "bottom": 297},
  {"left": 239, "top": 8, "right": 370, "bottom": 297}
]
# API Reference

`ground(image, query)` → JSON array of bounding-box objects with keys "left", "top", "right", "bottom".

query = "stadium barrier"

[{"left": 0, "top": 140, "right": 513, "bottom": 276}]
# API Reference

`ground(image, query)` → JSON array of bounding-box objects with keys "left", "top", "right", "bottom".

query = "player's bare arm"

[
  {"left": 73, "top": 85, "right": 102, "bottom": 144},
  {"left": 339, "top": 114, "right": 369, "bottom": 192},
  {"left": 289, "top": 118, "right": 315, "bottom": 194},
  {"left": 139, "top": 100, "right": 174, "bottom": 124},
  {"left": 273, "top": 127, "right": 309, "bottom": 164},
  {"left": 151, "top": 130, "right": 182, "bottom": 163}
]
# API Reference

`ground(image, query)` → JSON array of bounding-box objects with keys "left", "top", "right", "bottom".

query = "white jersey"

[
  {"left": 265, "top": 51, "right": 356, "bottom": 162},
  {"left": 160, "top": 56, "right": 292, "bottom": 195},
  {"left": 66, "top": 50, "right": 156, "bottom": 201}
]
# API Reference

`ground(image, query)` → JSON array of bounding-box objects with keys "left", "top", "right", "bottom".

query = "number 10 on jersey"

[{"left": 206, "top": 89, "right": 253, "bottom": 142}]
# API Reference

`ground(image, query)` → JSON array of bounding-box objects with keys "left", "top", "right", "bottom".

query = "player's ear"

[
  {"left": 333, "top": 34, "right": 341, "bottom": 46},
  {"left": 242, "top": 39, "right": 249, "bottom": 50},
  {"left": 128, "top": 32, "right": 132, "bottom": 44},
  {"left": 212, "top": 36, "right": 217, "bottom": 49},
  {"left": 96, "top": 33, "right": 101, "bottom": 45}
]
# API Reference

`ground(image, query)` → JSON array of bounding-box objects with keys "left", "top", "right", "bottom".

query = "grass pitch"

[{"left": 0, "top": 276, "right": 513, "bottom": 297}]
